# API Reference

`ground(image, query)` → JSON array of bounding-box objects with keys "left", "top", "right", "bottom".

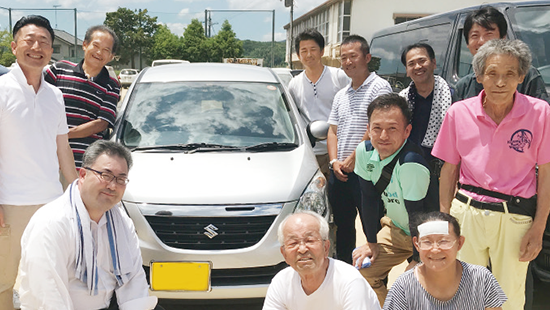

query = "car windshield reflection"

[{"left": 121, "top": 81, "right": 296, "bottom": 148}]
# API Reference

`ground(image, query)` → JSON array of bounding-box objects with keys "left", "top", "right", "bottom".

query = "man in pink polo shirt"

[{"left": 432, "top": 39, "right": 550, "bottom": 310}]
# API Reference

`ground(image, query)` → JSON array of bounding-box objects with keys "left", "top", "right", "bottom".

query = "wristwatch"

[{"left": 329, "top": 159, "right": 338, "bottom": 170}]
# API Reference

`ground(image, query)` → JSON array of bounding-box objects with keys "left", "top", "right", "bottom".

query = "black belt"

[{"left": 455, "top": 192, "right": 534, "bottom": 217}]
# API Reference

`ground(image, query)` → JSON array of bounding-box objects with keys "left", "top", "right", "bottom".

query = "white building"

[{"left": 284, "top": 0, "right": 526, "bottom": 68}]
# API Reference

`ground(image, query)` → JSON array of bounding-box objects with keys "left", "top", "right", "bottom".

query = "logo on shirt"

[
  {"left": 508, "top": 129, "right": 532, "bottom": 153},
  {"left": 366, "top": 163, "right": 374, "bottom": 172}
]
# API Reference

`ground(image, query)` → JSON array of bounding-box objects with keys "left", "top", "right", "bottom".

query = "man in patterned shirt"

[
  {"left": 399, "top": 42, "right": 452, "bottom": 209},
  {"left": 46, "top": 25, "right": 120, "bottom": 169}
]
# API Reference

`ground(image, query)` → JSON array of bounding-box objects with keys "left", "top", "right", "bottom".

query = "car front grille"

[
  {"left": 144, "top": 215, "right": 277, "bottom": 250},
  {"left": 144, "top": 262, "right": 287, "bottom": 287}
]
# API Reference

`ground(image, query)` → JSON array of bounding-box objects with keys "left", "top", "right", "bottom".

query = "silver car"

[{"left": 112, "top": 63, "right": 332, "bottom": 303}]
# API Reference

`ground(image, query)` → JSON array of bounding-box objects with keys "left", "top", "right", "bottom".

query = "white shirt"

[
  {"left": 263, "top": 258, "right": 381, "bottom": 310},
  {"left": 19, "top": 187, "right": 157, "bottom": 310},
  {"left": 328, "top": 72, "right": 392, "bottom": 161},
  {"left": 0, "top": 63, "right": 67, "bottom": 205},
  {"left": 289, "top": 66, "right": 349, "bottom": 155}
]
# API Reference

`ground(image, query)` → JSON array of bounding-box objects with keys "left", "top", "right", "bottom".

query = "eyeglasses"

[
  {"left": 283, "top": 237, "right": 323, "bottom": 250},
  {"left": 83, "top": 167, "right": 129, "bottom": 185},
  {"left": 416, "top": 238, "right": 457, "bottom": 250}
]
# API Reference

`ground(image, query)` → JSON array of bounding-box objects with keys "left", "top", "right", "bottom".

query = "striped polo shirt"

[
  {"left": 384, "top": 261, "right": 507, "bottom": 309},
  {"left": 328, "top": 72, "right": 392, "bottom": 161},
  {"left": 45, "top": 60, "right": 119, "bottom": 168}
]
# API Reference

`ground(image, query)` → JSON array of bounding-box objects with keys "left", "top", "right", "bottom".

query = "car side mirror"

[{"left": 306, "top": 121, "right": 330, "bottom": 147}]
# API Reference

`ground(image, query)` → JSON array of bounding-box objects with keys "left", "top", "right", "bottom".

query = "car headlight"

[{"left": 295, "top": 170, "right": 328, "bottom": 215}]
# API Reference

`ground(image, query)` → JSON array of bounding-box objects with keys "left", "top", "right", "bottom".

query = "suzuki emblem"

[{"left": 204, "top": 224, "right": 219, "bottom": 239}]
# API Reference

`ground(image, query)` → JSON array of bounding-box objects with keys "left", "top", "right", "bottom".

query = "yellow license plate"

[{"left": 150, "top": 261, "right": 211, "bottom": 291}]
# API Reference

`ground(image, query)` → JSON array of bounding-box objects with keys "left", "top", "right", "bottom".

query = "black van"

[
  {"left": 369, "top": 1, "right": 550, "bottom": 282},
  {"left": 369, "top": 1, "right": 550, "bottom": 94}
]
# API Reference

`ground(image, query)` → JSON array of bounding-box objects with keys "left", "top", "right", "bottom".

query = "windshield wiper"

[
  {"left": 244, "top": 142, "right": 298, "bottom": 152},
  {"left": 131, "top": 143, "right": 240, "bottom": 152}
]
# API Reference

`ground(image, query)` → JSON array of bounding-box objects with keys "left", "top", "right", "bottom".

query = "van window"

[
  {"left": 508, "top": 5, "right": 550, "bottom": 85},
  {"left": 456, "top": 28, "right": 474, "bottom": 79},
  {"left": 370, "top": 23, "right": 452, "bottom": 90}
]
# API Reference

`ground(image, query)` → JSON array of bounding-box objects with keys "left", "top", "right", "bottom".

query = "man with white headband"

[
  {"left": 384, "top": 212, "right": 507, "bottom": 309},
  {"left": 353, "top": 93, "right": 435, "bottom": 306}
]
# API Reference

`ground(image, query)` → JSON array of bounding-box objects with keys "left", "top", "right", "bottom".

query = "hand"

[
  {"left": 352, "top": 243, "right": 380, "bottom": 266},
  {"left": 332, "top": 161, "right": 348, "bottom": 182},
  {"left": 0, "top": 205, "right": 4, "bottom": 227},
  {"left": 519, "top": 225, "right": 544, "bottom": 262},
  {"left": 341, "top": 154, "right": 356, "bottom": 174}
]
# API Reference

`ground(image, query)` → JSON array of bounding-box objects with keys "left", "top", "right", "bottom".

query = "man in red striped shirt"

[{"left": 46, "top": 25, "right": 120, "bottom": 169}]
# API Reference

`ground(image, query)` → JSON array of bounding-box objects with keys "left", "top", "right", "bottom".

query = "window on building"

[
  {"left": 338, "top": 0, "right": 351, "bottom": 41},
  {"left": 71, "top": 49, "right": 75, "bottom": 57},
  {"left": 53, "top": 45, "right": 61, "bottom": 54},
  {"left": 292, "top": 9, "right": 330, "bottom": 45}
]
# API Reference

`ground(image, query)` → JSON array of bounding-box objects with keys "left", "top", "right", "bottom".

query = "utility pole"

[
  {"left": 53, "top": 5, "right": 60, "bottom": 28},
  {"left": 283, "top": 0, "right": 294, "bottom": 69},
  {"left": 139, "top": 9, "right": 142, "bottom": 70},
  {"left": 204, "top": 10, "right": 208, "bottom": 37},
  {"left": 74, "top": 8, "right": 78, "bottom": 60}
]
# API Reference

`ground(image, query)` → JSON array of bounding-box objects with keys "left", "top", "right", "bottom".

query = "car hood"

[{"left": 123, "top": 145, "right": 318, "bottom": 205}]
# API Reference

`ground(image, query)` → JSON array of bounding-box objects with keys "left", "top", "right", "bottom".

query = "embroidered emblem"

[
  {"left": 366, "top": 163, "right": 374, "bottom": 172},
  {"left": 508, "top": 129, "right": 532, "bottom": 153}
]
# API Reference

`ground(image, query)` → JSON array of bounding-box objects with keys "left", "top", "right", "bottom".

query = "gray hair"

[
  {"left": 84, "top": 25, "right": 119, "bottom": 54},
  {"left": 277, "top": 211, "right": 329, "bottom": 245},
  {"left": 473, "top": 39, "right": 531, "bottom": 77},
  {"left": 82, "top": 140, "right": 133, "bottom": 170}
]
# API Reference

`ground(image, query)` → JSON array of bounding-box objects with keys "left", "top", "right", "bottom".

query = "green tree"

[
  {"left": 0, "top": 29, "right": 15, "bottom": 67},
  {"left": 210, "top": 20, "right": 243, "bottom": 62},
  {"left": 149, "top": 24, "right": 181, "bottom": 61},
  {"left": 181, "top": 19, "right": 207, "bottom": 62},
  {"left": 242, "top": 40, "right": 287, "bottom": 67},
  {"left": 104, "top": 8, "right": 159, "bottom": 68}
]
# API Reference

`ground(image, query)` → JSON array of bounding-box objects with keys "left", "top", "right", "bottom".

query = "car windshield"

[
  {"left": 120, "top": 81, "right": 296, "bottom": 148},
  {"left": 509, "top": 5, "right": 550, "bottom": 85}
]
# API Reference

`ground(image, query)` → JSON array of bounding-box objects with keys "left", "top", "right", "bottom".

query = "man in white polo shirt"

[
  {"left": 288, "top": 29, "right": 349, "bottom": 177},
  {"left": 0, "top": 15, "right": 78, "bottom": 309}
]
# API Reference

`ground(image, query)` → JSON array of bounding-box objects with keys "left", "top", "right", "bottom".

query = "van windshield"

[
  {"left": 120, "top": 81, "right": 296, "bottom": 148},
  {"left": 509, "top": 5, "right": 550, "bottom": 85}
]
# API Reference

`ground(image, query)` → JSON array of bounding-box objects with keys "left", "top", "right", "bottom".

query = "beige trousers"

[
  {"left": 360, "top": 216, "right": 413, "bottom": 307},
  {"left": 0, "top": 204, "right": 43, "bottom": 310}
]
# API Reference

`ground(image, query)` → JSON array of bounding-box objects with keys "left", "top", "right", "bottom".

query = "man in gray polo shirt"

[{"left": 327, "top": 34, "right": 392, "bottom": 264}]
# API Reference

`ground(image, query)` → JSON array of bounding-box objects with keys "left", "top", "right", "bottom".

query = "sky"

[{"left": 0, "top": 0, "right": 324, "bottom": 41}]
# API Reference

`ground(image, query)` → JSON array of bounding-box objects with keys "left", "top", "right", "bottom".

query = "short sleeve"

[
  {"left": 336, "top": 69, "right": 350, "bottom": 89},
  {"left": 399, "top": 161, "right": 430, "bottom": 201},
  {"left": 55, "top": 90, "right": 69, "bottom": 136},
  {"left": 328, "top": 90, "right": 343, "bottom": 126},
  {"left": 382, "top": 277, "right": 408, "bottom": 310},
  {"left": 481, "top": 268, "right": 507, "bottom": 308},
  {"left": 342, "top": 277, "right": 381, "bottom": 310},
  {"left": 431, "top": 108, "right": 461, "bottom": 165},
  {"left": 354, "top": 142, "right": 370, "bottom": 180}
]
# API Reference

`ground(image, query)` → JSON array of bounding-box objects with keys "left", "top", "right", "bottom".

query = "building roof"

[
  {"left": 53, "top": 29, "right": 83, "bottom": 46},
  {"left": 283, "top": 0, "right": 340, "bottom": 29}
]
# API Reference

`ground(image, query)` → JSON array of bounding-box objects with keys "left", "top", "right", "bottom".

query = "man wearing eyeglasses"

[
  {"left": 18, "top": 140, "right": 158, "bottom": 310},
  {"left": 263, "top": 212, "right": 380, "bottom": 310},
  {"left": 45, "top": 25, "right": 120, "bottom": 170}
]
